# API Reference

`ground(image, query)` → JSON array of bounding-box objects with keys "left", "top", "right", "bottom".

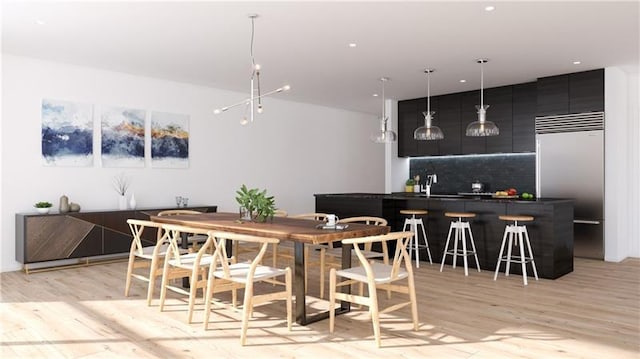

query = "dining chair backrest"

[
  {"left": 342, "top": 231, "right": 415, "bottom": 282},
  {"left": 162, "top": 223, "right": 214, "bottom": 266},
  {"left": 127, "top": 219, "right": 168, "bottom": 256},
  {"left": 274, "top": 209, "right": 288, "bottom": 217},
  {"left": 338, "top": 216, "right": 387, "bottom": 226},
  {"left": 208, "top": 231, "right": 280, "bottom": 282},
  {"left": 291, "top": 213, "right": 328, "bottom": 221},
  {"left": 157, "top": 209, "right": 203, "bottom": 216}
]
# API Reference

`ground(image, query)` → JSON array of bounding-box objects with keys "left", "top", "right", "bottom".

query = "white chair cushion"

[
  {"left": 336, "top": 262, "right": 408, "bottom": 284},
  {"left": 212, "top": 262, "right": 287, "bottom": 283},
  {"left": 136, "top": 244, "right": 187, "bottom": 260},
  {"left": 168, "top": 253, "right": 214, "bottom": 269},
  {"left": 324, "top": 246, "right": 384, "bottom": 260}
]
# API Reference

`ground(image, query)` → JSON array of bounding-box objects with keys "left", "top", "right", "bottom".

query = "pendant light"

[
  {"left": 371, "top": 77, "right": 397, "bottom": 143},
  {"left": 414, "top": 69, "right": 444, "bottom": 140},
  {"left": 213, "top": 14, "right": 291, "bottom": 124},
  {"left": 465, "top": 59, "right": 499, "bottom": 136}
]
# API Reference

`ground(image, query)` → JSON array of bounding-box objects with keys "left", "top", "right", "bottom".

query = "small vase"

[
  {"left": 118, "top": 195, "right": 127, "bottom": 210},
  {"left": 129, "top": 193, "right": 137, "bottom": 210},
  {"left": 59, "top": 195, "right": 70, "bottom": 213},
  {"left": 414, "top": 184, "right": 421, "bottom": 193}
]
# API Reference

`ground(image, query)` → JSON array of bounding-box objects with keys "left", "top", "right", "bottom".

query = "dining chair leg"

[
  {"left": 147, "top": 256, "right": 158, "bottom": 307},
  {"left": 124, "top": 247, "right": 136, "bottom": 297},
  {"left": 187, "top": 270, "right": 200, "bottom": 323},
  {"left": 203, "top": 277, "right": 214, "bottom": 330},
  {"left": 158, "top": 260, "right": 171, "bottom": 312},
  {"left": 285, "top": 267, "right": 293, "bottom": 330},
  {"left": 240, "top": 283, "right": 255, "bottom": 346},
  {"left": 368, "top": 282, "right": 381, "bottom": 348},
  {"left": 408, "top": 273, "right": 419, "bottom": 331},
  {"left": 320, "top": 248, "right": 326, "bottom": 298},
  {"left": 328, "top": 268, "right": 336, "bottom": 333}
]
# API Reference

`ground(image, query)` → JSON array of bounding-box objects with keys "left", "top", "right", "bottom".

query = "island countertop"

[{"left": 315, "top": 192, "right": 574, "bottom": 279}]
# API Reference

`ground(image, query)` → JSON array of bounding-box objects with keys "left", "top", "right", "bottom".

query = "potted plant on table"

[
  {"left": 235, "top": 184, "right": 276, "bottom": 222},
  {"left": 34, "top": 201, "right": 53, "bottom": 214}
]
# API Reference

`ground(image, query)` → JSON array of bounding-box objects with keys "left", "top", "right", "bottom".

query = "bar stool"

[
  {"left": 494, "top": 215, "right": 539, "bottom": 285},
  {"left": 440, "top": 212, "right": 480, "bottom": 276},
  {"left": 400, "top": 209, "right": 432, "bottom": 267}
]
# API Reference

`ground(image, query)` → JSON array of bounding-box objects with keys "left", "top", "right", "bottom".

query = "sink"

[{"left": 417, "top": 194, "right": 465, "bottom": 199}]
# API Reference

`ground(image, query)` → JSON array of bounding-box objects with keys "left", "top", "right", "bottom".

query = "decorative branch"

[{"left": 112, "top": 173, "right": 130, "bottom": 196}]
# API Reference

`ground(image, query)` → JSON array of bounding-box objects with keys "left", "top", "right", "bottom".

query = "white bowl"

[{"left": 35, "top": 207, "right": 50, "bottom": 214}]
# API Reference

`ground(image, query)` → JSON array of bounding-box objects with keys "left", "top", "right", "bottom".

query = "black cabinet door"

[
  {"left": 537, "top": 74, "right": 569, "bottom": 116},
  {"left": 416, "top": 96, "right": 440, "bottom": 156},
  {"left": 512, "top": 82, "right": 537, "bottom": 152},
  {"left": 485, "top": 85, "right": 513, "bottom": 153},
  {"left": 437, "top": 93, "right": 462, "bottom": 155},
  {"left": 569, "top": 69, "right": 604, "bottom": 113},
  {"left": 460, "top": 90, "right": 487, "bottom": 154},
  {"left": 397, "top": 99, "right": 420, "bottom": 157}
]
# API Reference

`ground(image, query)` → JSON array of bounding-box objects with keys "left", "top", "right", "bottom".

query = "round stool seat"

[
  {"left": 445, "top": 212, "right": 476, "bottom": 219},
  {"left": 499, "top": 215, "right": 534, "bottom": 222},
  {"left": 400, "top": 209, "right": 428, "bottom": 216}
]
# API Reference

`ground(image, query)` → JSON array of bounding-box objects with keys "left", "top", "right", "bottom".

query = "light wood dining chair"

[
  {"left": 233, "top": 208, "right": 288, "bottom": 267},
  {"left": 158, "top": 223, "right": 220, "bottom": 323},
  {"left": 125, "top": 219, "right": 182, "bottom": 306},
  {"left": 319, "top": 216, "right": 390, "bottom": 299},
  {"left": 329, "top": 231, "right": 419, "bottom": 347},
  {"left": 157, "top": 210, "right": 207, "bottom": 250},
  {"left": 203, "top": 231, "right": 292, "bottom": 346}
]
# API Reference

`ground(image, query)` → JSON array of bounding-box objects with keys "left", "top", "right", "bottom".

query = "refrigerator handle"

[
  {"left": 574, "top": 219, "right": 601, "bottom": 225},
  {"left": 535, "top": 139, "right": 541, "bottom": 197}
]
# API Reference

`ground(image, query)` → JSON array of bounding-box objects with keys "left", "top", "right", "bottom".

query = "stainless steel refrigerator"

[{"left": 535, "top": 112, "right": 605, "bottom": 259}]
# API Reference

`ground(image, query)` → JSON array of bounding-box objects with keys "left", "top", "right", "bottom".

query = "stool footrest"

[
  {"left": 444, "top": 249, "right": 477, "bottom": 256},
  {"left": 498, "top": 255, "right": 534, "bottom": 264}
]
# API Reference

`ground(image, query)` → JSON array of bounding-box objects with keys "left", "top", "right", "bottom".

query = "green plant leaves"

[{"left": 235, "top": 184, "right": 276, "bottom": 222}]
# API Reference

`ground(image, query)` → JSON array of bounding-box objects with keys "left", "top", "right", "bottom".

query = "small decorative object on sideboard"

[
  {"left": 34, "top": 201, "right": 52, "bottom": 214},
  {"left": 69, "top": 202, "right": 81, "bottom": 212},
  {"left": 112, "top": 173, "right": 130, "bottom": 210},
  {"left": 413, "top": 175, "right": 421, "bottom": 192},
  {"left": 59, "top": 194, "right": 70, "bottom": 213}
]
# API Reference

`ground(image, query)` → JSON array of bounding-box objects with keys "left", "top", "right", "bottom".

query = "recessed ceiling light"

[
  {"left": 485, "top": 6, "right": 495, "bottom": 12},
  {"left": 348, "top": 43, "right": 357, "bottom": 48},
  {"left": 35, "top": 19, "right": 45, "bottom": 25},
  {"left": 372, "top": 93, "right": 379, "bottom": 97},
  {"left": 459, "top": 79, "right": 467, "bottom": 83},
  {"left": 573, "top": 61, "right": 581, "bottom": 65}
]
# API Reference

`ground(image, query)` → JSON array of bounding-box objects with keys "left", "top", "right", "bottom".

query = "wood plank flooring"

[{"left": 1, "top": 257, "right": 639, "bottom": 358}]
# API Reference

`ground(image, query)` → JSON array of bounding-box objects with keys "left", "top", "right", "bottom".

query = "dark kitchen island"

[{"left": 315, "top": 192, "right": 573, "bottom": 279}]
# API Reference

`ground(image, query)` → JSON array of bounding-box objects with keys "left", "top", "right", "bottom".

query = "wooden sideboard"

[{"left": 15, "top": 206, "right": 217, "bottom": 270}]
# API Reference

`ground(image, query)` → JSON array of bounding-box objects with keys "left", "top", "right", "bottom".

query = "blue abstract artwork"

[
  {"left": 41, "top": 99, "right": 94, "bottom": 166},
  {"left": 100, "top": 106, "right": 146, "bottom": 167},
  {"left": 150, "top": 111, "right": 189, "bottom": 168}
]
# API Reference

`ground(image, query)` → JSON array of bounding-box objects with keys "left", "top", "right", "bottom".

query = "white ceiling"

[{"left": 2, "top": 1, "right": 639, "bottom": 115}]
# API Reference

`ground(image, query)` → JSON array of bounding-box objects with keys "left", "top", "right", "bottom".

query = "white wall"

[
  {"left": 604, "top": 66, "right": 640, "bottom": 261},
  {"left": 0, "top": 54, "right": 384, "bottom": 272}
]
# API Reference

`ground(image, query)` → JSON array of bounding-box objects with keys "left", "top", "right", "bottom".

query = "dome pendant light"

[
  {"left": 414, "top": 69, "right": 444, "bottom": 140},
  {"left": 371, "top": 77, "right": 397, "bottom": 143},
  {"left": 465, "top": 59, "right": 499, "bottom": 137}
]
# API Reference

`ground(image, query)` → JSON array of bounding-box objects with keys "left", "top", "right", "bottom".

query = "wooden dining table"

[{"left": 150, "top": 212, "right": 390, "bottom": 325}]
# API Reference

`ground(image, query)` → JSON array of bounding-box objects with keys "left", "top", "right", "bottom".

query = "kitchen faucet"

[{"left": 423, "top": 173, "right": 437, "bottom": 197}]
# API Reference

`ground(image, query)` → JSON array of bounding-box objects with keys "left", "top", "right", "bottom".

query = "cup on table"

[
  {"left": 175, "top": 196, "right": 183, "bottom": 207},
  {"left": 326, "top": 214, "right": 339, "bottom": 226},
  {"left": 181, "top": 197, "right": 189, "bottom": 207}
]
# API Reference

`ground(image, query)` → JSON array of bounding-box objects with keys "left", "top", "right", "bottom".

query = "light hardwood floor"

[{"left": 1, "top": 257, "right": 639, "bottom": 358}]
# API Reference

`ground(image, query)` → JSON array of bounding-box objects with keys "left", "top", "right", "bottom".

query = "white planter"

[
  {"left": 118, "top": 195, "right": 127, "bottom": 210},
  {"left": 35, "top": 207, "right": 50, "bottom": 214}
]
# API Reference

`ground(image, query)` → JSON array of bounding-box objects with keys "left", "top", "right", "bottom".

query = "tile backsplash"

[{"left": 409, "top": 153, "right": 536, "bottom": 194}]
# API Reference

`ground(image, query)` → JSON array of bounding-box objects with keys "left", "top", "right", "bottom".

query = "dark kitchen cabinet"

[
  {"left": 537, "top": 69, "right": 604, "bottom": 116},
  {"left": 484, "top": 85, "right": 513, "bottom": 153},
  {"left": 569, "top": 69, "right": 604, "bottom": 113},
  {"left": 397, "top": 99, "right": 421, "bottom": 157},
  {"left": 537, "top": 74, "right": 569, "bottom": 116},
  {"left": 512, "top": 82, "right": 537, "bottom": 152},
  {"left": 460, "top": 90, "right": 486, "bottom": 154},
  {"left": 437, "top": 93, "right": 462, "bottom": 155}
]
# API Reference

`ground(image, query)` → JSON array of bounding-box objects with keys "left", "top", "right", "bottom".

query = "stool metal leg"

[
  {"left": 440, "top": 223, "right": 454, "bottom": 272},
  {"left": 505, "top": 227, "right": 514, "bottom": 277},
  {"left": 466, "top": 223, "right": 481, "bottom": 272},
  {"left": 460, "top": 223, "right": 469, "bottom": 276},
  {"left": 518, "top": 228, "right": 528, "bottom": 285},
  {"left": 417, "top": 218, "right": 432, "bottom": 264},
  {"left": 494, "top": 226, "right": 510, "bottom": 280},
  {"left": 523, "top": 226, "right": 539, "bottom": 281},
  {"left": 411, "top": 217, "right": 420, "bottom": 268},
  {"left": 452, "top": 222, "right": 460, "bottom": 269}
]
